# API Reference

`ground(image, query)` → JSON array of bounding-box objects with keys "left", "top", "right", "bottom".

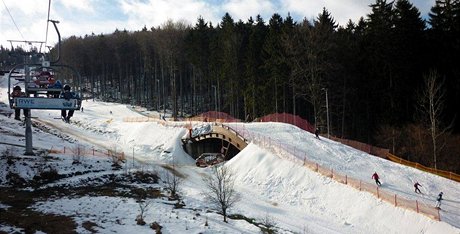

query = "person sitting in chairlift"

[
  {"left": 60, "top": 84, "right": 79, "bottom": 123},
  {"left": 11, "top": 86, "right": 27, "bottom": 120},
  {"left": 48, "top": 80, "right": 62, "bottom": 97}
]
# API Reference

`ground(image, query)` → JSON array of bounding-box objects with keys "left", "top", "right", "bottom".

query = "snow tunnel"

[{"left": 182, "top": 124, "right": 248, "bottom": 162}]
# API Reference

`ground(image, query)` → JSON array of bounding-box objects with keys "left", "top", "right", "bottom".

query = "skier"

[
  {"left": 315, "top": 128, "right": 320, "bottom": 139},
  {"left": 372, "top": 172, "right": 381, "bottom": 186},
  {"left": 60, "top": 84, "right": 79, "bottom": 123},
  {"left": 435, "top": 192, "right": 443, "bottom": 209},
  {"left": 414, "top": 182, "right": 422, "bottom": 193},
  {"left": 245, "top": 114, "right": 250, "bottom": 122},
  {"left": 11, "top": 86, "right": 26, "bottom": 120}
]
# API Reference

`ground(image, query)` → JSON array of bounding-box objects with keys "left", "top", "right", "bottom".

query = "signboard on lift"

[{"left": 14, "top": 97, "right": 79, "bottom": 110}]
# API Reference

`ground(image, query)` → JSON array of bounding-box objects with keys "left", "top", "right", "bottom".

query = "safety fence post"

[
  {"left": 377, "top": 186, "right": 380, "bottom": 198},
  {"left": 315, "top": 163, "right": 319, "bottom": 172},
  {"left": 438, "top": 208, "right": 441, "bottom": 221},
  {"left": 331, "top": 168, "right": 334, "bottom": 178},
  {"left": 394, "top": 194, "right": 397, "bottom": 206},
  {"left": 359, "top": 180, "right": 362, "bottom": 191},
  {"left": 416, "top": 200, "right": 419, "bottom": 213},
  {"left": 345, "top": 175, "right": 347, "bottom": 184},
  {"left": 64, "top": 147, "right": 66, "bottom": 154},
  {"left": 92, "top": 148, "right": 95, "bottom": 156}
]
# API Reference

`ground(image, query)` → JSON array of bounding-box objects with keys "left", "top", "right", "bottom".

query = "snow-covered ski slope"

[{"left": 1, "top": 76, "right": 459, "bottom": 233}]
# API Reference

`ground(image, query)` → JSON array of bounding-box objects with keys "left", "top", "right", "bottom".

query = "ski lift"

[{"left": 7, "top": 20, "right": 82, "bottom": 111}]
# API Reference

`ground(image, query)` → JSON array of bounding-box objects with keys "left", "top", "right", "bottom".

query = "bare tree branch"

[
  {"left": 416, "top": 69, "right": 452, "bottom": 169},
  {"left": 202, "top": 165, "right": 239, "bottom": 222}
]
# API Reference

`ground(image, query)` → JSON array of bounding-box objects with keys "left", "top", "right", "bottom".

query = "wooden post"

[
  {"left": 377, "top": 186, "right": 380, "bottom": 198},
  {"left": 345, "top": 175, "right": 347, "bottom": 184},
  {"left": 331, "top": 168, "right": 334, "bottom": 178},
  {"left": 394, "top": 194, "right": 397, "bottom": 206},
  {"left": 438, "top": 208, "right": 441, "bottom": 221},
  {"left": 64, "top": 147, "right": 66, "bottom": 153},
  {"left": 315, "top": 163, "right": 319, "bottom": 172},
  {"left": 416, "top": 200, "right": 419, "bottom": 213}
]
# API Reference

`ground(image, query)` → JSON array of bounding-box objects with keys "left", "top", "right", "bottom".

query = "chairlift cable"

[
  {"left": 44, "top": 0, "right": 52, "bottom": 52},
  {"left": 1, "top": 0, "right": 25, "bottom": 41}
]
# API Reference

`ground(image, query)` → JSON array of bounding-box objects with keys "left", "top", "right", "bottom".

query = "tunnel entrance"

[
  {"left": 182, "top": 124, "right": 248, "bottom": 164},
  {"left": 182, "top": 138, "right": 241, "bottom": 161}
]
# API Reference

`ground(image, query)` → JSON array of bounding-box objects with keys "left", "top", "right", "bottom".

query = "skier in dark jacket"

[
  {"left": 414, "top": 182, "right": 422, "bottom": 193},
  {"left": 372, "top": 172, "right": 381, "bottom": 186},
  {"left": 60, "top": 84, "right": 79, "bottom": 123},
  {"left": 436, "top": 192, "right": 443, "bottom": 208},
  {"left": 11, "top": 86, "right": 26, "bottom": 120},
  {"left": 315, "top": 128, "right": 320, "bottom": 139}
]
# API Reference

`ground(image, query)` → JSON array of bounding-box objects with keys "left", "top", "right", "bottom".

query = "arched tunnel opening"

[{"left": 182, "top": 138, "right": 241, "bottom": 161}]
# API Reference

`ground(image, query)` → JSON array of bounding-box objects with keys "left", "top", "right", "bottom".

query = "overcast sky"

[{"left": 1, "top": 0, "right": 435, "bottom": 49}]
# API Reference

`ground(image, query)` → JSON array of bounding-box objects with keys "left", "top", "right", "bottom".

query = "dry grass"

[{"left": 0, "top": 172, "right": 163, "bottom": 232}]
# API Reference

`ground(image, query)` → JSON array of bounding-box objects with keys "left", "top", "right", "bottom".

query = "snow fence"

[{"left": 48, "top": 146, "right": 126, "bottom": 162}]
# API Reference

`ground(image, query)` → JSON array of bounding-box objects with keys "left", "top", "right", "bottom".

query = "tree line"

[{"left": 1, "top": 0, "right": 459, "bottom": 172}]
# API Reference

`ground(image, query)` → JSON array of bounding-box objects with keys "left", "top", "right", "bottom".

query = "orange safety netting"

[
  {"left": 48, "top": 146, "right": 126, "bottom": 161},
  {"left": 330, "top": 136, "right": 460, "bottom": 182},
  {"left": 258, "top": 113, "right": 315, "bottom": 133},
  {"left": 188, "top": 111, "right": 241, "bottom": 123}
]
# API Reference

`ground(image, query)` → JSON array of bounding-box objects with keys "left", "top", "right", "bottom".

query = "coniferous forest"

[{"left": 1, "top": 0, "right": 459, "bottom": 172}]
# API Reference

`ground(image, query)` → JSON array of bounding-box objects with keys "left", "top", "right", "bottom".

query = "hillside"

[{"left": 1, "top": 76, "right": 459, "bottom": 233}]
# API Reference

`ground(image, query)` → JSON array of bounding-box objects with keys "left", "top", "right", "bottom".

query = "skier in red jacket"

[{"left": 372, "top": 172, "right": 381, "bottom": 186}]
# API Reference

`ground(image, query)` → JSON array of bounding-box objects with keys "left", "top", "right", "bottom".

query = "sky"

[
  {"left": 1, "top": 75, "right": 459, "bottom": 233},
  {"left": 1, "top": 0, "right": 436, "bottom": 49}
]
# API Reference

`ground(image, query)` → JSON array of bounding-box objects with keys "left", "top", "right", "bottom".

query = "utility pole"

[
  {"left": 212, "top": 85, "right": 217, "bottom": 111},
  {"left": 24, "top": 56, "right": 34, "bottom": 155},
  {"left": 156, "top": 79, "right": 160, "bottom": 111},
  {"left": 323, "top": 88, "right": 330, "bottom": 139}
]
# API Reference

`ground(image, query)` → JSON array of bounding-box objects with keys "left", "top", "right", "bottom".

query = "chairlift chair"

[
  {"left": 7, "top": 64, "right": 82, "bottom": 111},
  {"left": 7, "top": 20, "right": 82, "bottom": 112}
]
